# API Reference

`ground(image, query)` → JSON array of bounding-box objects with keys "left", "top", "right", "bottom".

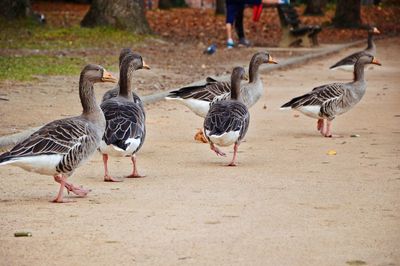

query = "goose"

[
  {"left": 166, "top": 52, "right": 277, "bottom": 118},
  {"left": 330, "top": 27, "right": 380, "bottom": 71},
  {"left": 281, "top": 54, "right": 381, "bottom": 137},
  {"left": 102, "top": 48, "right": 143, "bottom": 106},
  {"left": 99, "top": 53, "right": 150, "bottom": 182},
  {"left": 0, "top": 64, "right": 117, "bottom": 202},
  {"left": 203, "top": 66, "right": 250, "bottom": 166}
]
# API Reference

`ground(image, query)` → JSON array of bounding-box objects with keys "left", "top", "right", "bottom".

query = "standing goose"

[
  {"left": 330, "top": 27, "right": 380, "bottom": 71},
  {"left": 166, "top": 52, "right": 277, "bottom": 118},
  {"left": 204, "top": 67, "right": 250, "bottom": 166},
  {"left": 281, "top": 54, "right": 381, "bottom": 137},
  {"left": 102, "top": 48, "right": 143, "bottom": 106},
  {"left": 99, "top": 53, "right": 150, "bottom": 182},
  {"left": 0, "top": 64, "right": 117, "bottom": 202}
]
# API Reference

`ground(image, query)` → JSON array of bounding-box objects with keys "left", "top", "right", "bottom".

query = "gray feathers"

[
  {"left": 204, "top": 101, "right": 249, "bottom": 141},
  {"left": 101, "top": 98, "right": 145, "bottom": 153}
]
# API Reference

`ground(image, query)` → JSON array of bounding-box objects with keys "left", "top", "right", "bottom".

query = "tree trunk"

[
  {"left": 332, "top": 0, "right": 362, "bottom": 28},
  {"left": 0, "top": 0, "right": 31, "bottom": 19},
  {"left": 216, "top": 0, "right": 226, "bottom": 15},
  {"left": 304, "top": 0, "right": 327, "bottom": 16},
  {"left": 81, "top": 0, "right": 151, "bottom": 34}
]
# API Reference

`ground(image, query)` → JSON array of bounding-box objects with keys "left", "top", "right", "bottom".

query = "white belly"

[
  {"left": 206, "top": 130, "right": 240, "bottom": 147},
  {"left": 297, "top": 105, "right": 322, "bottom": 119},
  {"left": 330, "top": 64, "right": 354, "bottom": 72},
  {"left": 99, "top": 137, "right": 141, "bottom": 157},
  {"left": 166, "top": 97, "right": 209, "bottom": 118},
  {"left": 1, "top": 154, "right": 63, "bottom": 175}
]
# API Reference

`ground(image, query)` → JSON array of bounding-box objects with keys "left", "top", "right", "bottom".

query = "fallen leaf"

[{"left": 327, "top": 150, "right": 337, "bottom": 155}]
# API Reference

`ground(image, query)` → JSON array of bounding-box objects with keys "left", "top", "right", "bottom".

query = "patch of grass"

[
  {"left": 0, "top": 18, "right": 146, "bottom": 50},
  {"left": 0, "top": 18, "right": 147, "bottom": 81},
  {"left": 0, "top": 55, "right": 85, "bottom": 81}
]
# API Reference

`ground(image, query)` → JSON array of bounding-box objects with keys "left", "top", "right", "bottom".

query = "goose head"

[
  {"left": 81, "top": 64, "right": 117, "bottom": 84},
  {"left": 369, "top": 26, "right": 380, "bottom": 35},
  {"left": 231, "top": 66, "right": 248, "bottom": 100},
  {"left": 232, "top": 66, "right": 248, "bottom": 82},
  {"left": 356, "top": 54, "right": 381, "bottom": 66},
  {"left": 120, "top": 53, "right": 151, "bottom": 74},
  {"left": 119, "top": 48, "right": 133, "bottom": 67},
  {"left": 252, "top": 52, "right": 278, "bottom": 65}
]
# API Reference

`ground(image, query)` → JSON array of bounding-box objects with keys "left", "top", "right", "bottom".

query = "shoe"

[
  {"left": 238, "top": 38, "right": 251, "bottom": 47},
  {"left": 227, "top": 39, "right": 235, "bottom": 49}
]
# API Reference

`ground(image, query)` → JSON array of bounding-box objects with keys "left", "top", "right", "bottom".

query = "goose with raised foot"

[
  {"left": 330, "top": 27, "right": 380, "bottom": 71},
  {"left": 204, "top": 66, "right": 250, "bottom": 166},
  {"left": 0, "top": 64, "right": 117, "bottom": 203},
  {"left": 166, "top": 52, "right": 277, "bottom": 118},
  {"left": 99, "top": 53, "right": 150, "bottom": 182},
  {"left": 281, "top": 54, "right": 381, "bottom": 137}
]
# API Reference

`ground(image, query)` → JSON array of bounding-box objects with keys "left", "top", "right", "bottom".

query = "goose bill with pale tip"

[
  {"left": 142, "top": 61, "right": 151, "bottom": 70},
  {"left": 101, "top": 70, "right": 117, "bottom": 83},
  {"left": 371, "top": 58, "right": 382, "bottom": 66},
  {"left": 268, "top": 56, "right": 278, "bottom": 64}
]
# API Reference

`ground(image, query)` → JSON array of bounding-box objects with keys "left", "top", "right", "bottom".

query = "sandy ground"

[{"left": 0, "top": 38, "right": 399, "bottom": 266}]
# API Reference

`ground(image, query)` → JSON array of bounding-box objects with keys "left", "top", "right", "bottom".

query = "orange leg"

[
  {"left": 103, "top": 154, "right": 122, "bottom": 182},
  {"left": 210, "top": 143, "right": 226, "bottom": 157},
  {"left": 53, "top": 174, "right": 90, "bottom": 202},
  {"left": 228, "top": 143, "right": 239, "bottom": 166},
  {"left": 126, "top": 155, "right": 145, "bottom": 178}
]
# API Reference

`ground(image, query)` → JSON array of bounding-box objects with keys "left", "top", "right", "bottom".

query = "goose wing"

[
  {"left": 204, "top": 101, "right": 249, "bottom": 140},
  {"left": 0, "top": 118, "right": 97, "bottom": 165},
  {"left": 330, "top": 50, "right": 372, "bottom": 69},
  {"left": 101, "top": 100, "right": 145, "bottom": 152},
  {"left": 167, "top": 80, "right": 231, "bottom": 102},
  {"left": 282, "top": 83, "right": 346, "bottom": 108},
  {"left": 330, "top": 52, "right": 361, "bottom": 69}
]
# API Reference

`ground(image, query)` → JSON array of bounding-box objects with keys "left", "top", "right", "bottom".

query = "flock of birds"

[{"left": 0, "top": 27, "right": 381, "bottom": 203}]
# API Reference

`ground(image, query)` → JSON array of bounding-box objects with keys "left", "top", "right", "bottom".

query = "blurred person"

[{"left": 226, "top": 0, "right": 254, "bottom": 48}]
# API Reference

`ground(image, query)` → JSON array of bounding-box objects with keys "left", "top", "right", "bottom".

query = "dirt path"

[{"left": 0, "top": 38, "right": 399, "bottom": 266}]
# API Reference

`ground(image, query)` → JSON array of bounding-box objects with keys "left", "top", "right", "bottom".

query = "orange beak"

[
  {"left": 371, "top": 57, "right": 382, "bottom": 66},
  {"left": 268, "top": 56, "right": 278, "bottom": 64},
  {"left": 102, "top": 70, "right": 117, "bottom": 83},
  {"left": 373, "top": 27, "right": 381, "bottom": 34},
  {"left": 142, "top": 61, "right": 151, "bottom": 70}
]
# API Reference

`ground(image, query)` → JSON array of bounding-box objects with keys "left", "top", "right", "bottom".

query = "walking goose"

[
  {"left": 281, "top": 54, "right": 381, "bottom": 137},
  {"left": 99, "top": 53, "right": 150, "bottom": 182},
  {"left": 166, "top": 52, "right": 277, "bottom": 118},
  {"left": 102, "top": 48, "right": 143, "bottom": 106},
  {"left": 330, "top": 27, "right": 380, "bottom": 71},
  {"left": 0, "top": 64, "right": 117, "bottom": 202},
  {"left": 204, "top": 66, "right": 250, "bottom": 166}
]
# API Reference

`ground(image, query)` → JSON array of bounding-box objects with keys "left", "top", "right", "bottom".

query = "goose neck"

[
  {"left": 231, "top": 77, "right": 241, "bottom": 101},
  {"left": 248, "top": 59, "right": 261, "bottom": 83},
  {"left": 79, "top": 76, "right": 100, "bottom": 115},
  {"left": 353, "top": 61, "right": 366, "bottom": 82},
  {"left": 118, "top": 67, "right": 132, "bottom": 98},
  {"left": 367, "top": 32, "right": 375, "bottom": 50}
]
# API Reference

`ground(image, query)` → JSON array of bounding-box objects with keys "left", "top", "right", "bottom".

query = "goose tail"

[
  {"left": 0, "top": 152, "right": 13, "bottom": 166},
  {"left": 280, "top": 94, "right": 309, "bottom": 110}
]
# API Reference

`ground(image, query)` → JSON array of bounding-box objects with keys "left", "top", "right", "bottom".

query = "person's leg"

[
  {"left": 226, "top": 3, "right": 236, "bottom": 48},
  {"left": 234, "top": 3, "right": 245, "bottom": 40},
  {"left": 234, "top": 3, "right": 250, "bottom": 47},
  {"left": 226, "top": 23, "right": 233, "bottom": 41}
]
